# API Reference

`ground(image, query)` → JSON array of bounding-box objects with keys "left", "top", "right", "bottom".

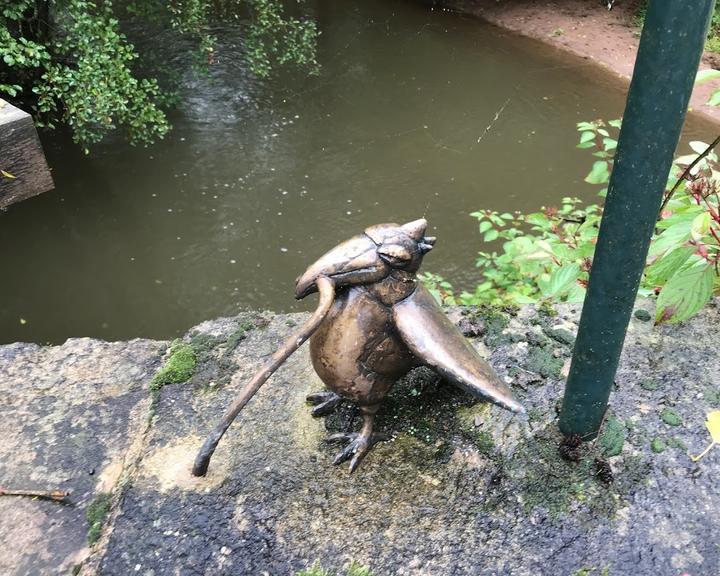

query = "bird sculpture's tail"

[{"left": 192, "top": 276, "right": 336, "bottom": 477}]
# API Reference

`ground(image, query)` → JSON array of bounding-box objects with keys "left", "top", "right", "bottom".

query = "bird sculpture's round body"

[
  {"left": 310, "top": 281, "right": 416, "bottom": 408},
  {"left": 306, "top": 275, "right": 418, "bottom": 469},
  {"left": 192, "top": 218, "right": 523, "bottom": 477}
]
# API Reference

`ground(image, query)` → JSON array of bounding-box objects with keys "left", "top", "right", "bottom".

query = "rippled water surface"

[{"left": 0, "top": 0, "right": 714, "bottom": 344}]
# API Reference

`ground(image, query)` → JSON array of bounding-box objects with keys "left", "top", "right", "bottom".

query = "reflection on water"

[{"left": 0, "top": 0, "right": 714, "bottom": 344}]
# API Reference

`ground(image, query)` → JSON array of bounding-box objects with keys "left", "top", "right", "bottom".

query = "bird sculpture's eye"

[{"left": 377, "top": 244, "right": 412, "bottom": 266}]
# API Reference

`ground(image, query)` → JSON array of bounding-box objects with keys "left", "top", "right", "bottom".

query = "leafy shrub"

[
  {"left": 0, "top": 0, "right": 318, "bottom": 150},
  {"left": 423, "top": 120, "right": 720, "bottom": 324}
]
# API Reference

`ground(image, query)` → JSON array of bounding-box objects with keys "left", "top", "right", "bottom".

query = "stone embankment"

[{"left": 1, "top": 301, "right": 718, "bottom": 575}]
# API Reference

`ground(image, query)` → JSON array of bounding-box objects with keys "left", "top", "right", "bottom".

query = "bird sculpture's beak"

[{"left": 294, "top": 234, "right": 388, "bottom": 299}]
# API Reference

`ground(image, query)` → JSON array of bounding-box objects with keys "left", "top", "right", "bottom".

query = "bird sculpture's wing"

[{"left": 393, "top": 284, "right": 524, "bottom": 413}]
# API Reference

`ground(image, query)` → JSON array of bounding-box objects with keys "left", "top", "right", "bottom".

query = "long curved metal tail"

[{"left": 192, "top": 276, "right": 335, "bottom": 477}]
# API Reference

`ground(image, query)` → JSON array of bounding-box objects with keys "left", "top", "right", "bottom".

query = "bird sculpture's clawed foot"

[
  {"left": 306, "top": 391, "right": 342, "bottom": 417},
  {"left": 326, "top": 430, "right": 388, "bottom": 472}
]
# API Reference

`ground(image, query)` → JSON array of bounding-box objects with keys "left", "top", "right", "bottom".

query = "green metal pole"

[{"left": 559, "top": 0, "right": 714, "bottom": 438}]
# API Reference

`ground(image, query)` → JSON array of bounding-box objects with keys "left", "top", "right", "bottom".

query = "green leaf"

[
  {"left": 479, "top": 221, "right": 493, "bottom": 234},
  {"left": 689, "top": 141, "right": 710, "bottom": 155},
  {"left": 525, "top": 213, "right": 550, "bottom": 227},
  {"left": 708, "top": 89, "right": 720, "bottom": 107},
  {"left": 674, "top": 153, "right": 699, "bottom": 165},
  {"left": 579, "top": 131, "right": 595, "bottom": 144},
  {"left": 656, "top": 204, "right": 704, "bottom": 230},
  {"left": 655, "top": 257, "right": 715, "bottom": 324},
  {"left": 602, "top": 137, "right": 617, "bottom": 151},
  {"left": 546, "top": 263, "right": 581, "bottom": 297},
  {"left": 695, "top": 69, "right": 720, "bottom": 85},
  {"left": 645, "top": 246, "right": 695, "bottom": 286},
  {"left": 648, "top": 221, "right": 693, "bottom": 258},
  {"left": 585, "top": 161, "right": 610, "bottom": 185},
  {"left": 565, "top": 283, "right": 587, "bottom": 303},
  {"left": 608, "top": 119, "right": 622, "bottom": 128},
  {"left": 483, "top": 229, "right": 499, "bottom": 242},
  {"left": 691, "top": 212, "right": 712, "bottom": 239}
]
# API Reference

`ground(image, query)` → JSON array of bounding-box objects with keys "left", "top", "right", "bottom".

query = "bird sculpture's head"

[{"left": 295, "top": 218, "right": 436, "bottom": 299}]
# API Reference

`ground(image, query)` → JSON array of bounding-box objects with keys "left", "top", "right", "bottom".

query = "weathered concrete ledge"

[
  {"left": 0, "top": 99, "right": 54, "bottom": 208},
  {"left": 1, "top": 301, "right": 719, "bottom": 575}
]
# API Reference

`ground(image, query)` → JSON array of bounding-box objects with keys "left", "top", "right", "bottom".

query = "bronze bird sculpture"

[{"left": 192, "top": 218, "right": 523, "bottom": 477}]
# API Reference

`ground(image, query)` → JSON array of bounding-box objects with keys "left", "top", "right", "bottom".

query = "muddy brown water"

[{"left": 0, "top": 0, "right": 715, "bottom": 344}]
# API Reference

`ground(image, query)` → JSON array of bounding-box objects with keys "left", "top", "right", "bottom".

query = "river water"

[{"left": 0, "top": 0, "right": 715, "bottom": 344}]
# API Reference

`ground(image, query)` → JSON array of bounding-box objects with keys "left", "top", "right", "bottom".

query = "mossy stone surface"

[{"left": 2, "top": 301, "right": 720, "bottom": 575}]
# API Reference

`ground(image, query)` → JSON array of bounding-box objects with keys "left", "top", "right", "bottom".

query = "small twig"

[
  {"left": 0, "top": 488, "right": 70, "bottom": 502},
  {"left": 560, "top": 217, "right": 586, "bottom": 225},
  {"left": 659, "top": 134, "right": 720, "bottom": 215},
  {"left": 477, "top": 98, "right": 510, "bottom": 143}
]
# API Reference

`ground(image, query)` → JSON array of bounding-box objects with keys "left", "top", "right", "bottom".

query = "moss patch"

[
  {"left": 633, "top": 309, "right": 652, "bottom": 322},
  {"left": 297, "top": 561, "right": 330, "bottom": 576},
  {"left": 543, "top": 326, "right": 575, "bottom": 347},
  {"left": 347, "top": 562, "right": 373, "bottom": 576},
  {"left": 650, "top": 438, "right": 666, "bottom": 453},
  {"left": 296, "top": 562, "right": 373, "bottom": 576},
  {"left": 666, "top": 436, "right": 687, "bottom": 451},
  {"left": 370, "top": 367, "right": 477, "bottom": 447},
  {"left": 659, "top": 408, "right": 682, "bottom": 427},
  {"left": 476, "top": 305, "right": 510, "bottom": 347},
  {"left": 322, "top": 367, "right": 498, "bottom": 467},
  {"left": 524, "top": 346, "right": 564, "bottom": 379},
  {"left": 189, "top": 320, "right": 255, "bottom": 392},
  {"left": 502, "top": 430, "right": 608, "bottom": 516},
  {"left": 86, "top": 492, "right": 113, "bottom": 545},
  {"left": 538, "top": 300, "right": 558, "bottom": 318},
  {"left": 640, "top": 379, "right": 659, "bottom": 391},
  {"left": 150, "top": 340, "right": 197, "bottom": 391},
  {"left": 597, "top": 416, "right": 625, "bottom": 457},
  {"left": 484, "top": 425, "right": 649, "bottom": 519},
  {"left": 705, "top": 387, "right": 720, "bottom": 406},
  {"left": 456, "top": 404, "right": 496, "bottom": 455},
  {"left": 224, "top": 322, "right": 256, "bottom": 352}
]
